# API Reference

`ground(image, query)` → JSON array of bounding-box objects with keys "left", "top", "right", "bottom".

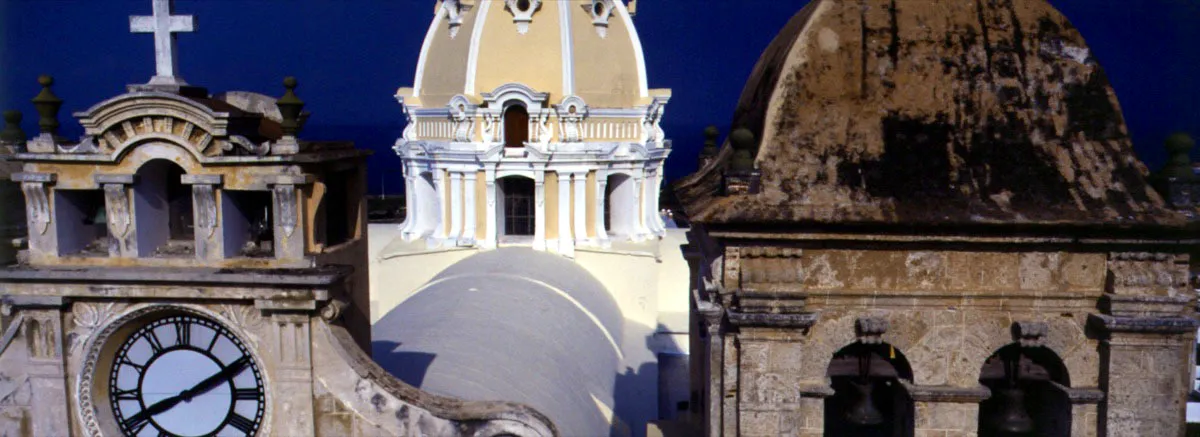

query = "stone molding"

[
  {"left": 1013, "top": 320, "right": 1049, "bottom": 348},
  {"left": 1087, "top": 313, "right": 1199, "bottom": 334},
  {"left": 1099, "top": 293, "right": 1193, "bottom": 317},
  {"left": 726, "top": 311, "right": 818, "bottom": 328},
  {"left": 855, "top": 317, "right": 889, "bottom": 344},
  {"left": 1049, "top": 382, "right": 1105, "bottom": 405},
  {"left": 898, "top": 382, "right": 991, "bottom": 403}
]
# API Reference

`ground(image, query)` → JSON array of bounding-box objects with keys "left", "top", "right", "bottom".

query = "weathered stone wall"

[{"left": 693, "top": 241, "right": 1194, "bottom": 437}]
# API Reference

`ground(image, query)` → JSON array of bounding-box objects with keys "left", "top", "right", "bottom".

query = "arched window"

[
  {"left": 497, "top": 176, "right": 534, "bottom": 237},
  {"left": 503, "top": 105, "right": 529, "bottom": 148},
  {"left": 134, "top": 159, "right": 193, "bottom": 257},
  {"left": 978, "top": 344, "right": 1071, "bottom": 437},
  {"left": 825, "top": 342, "right": 915, "bottom": 437}
]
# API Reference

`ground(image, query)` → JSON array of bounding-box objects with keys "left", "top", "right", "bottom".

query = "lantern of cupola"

[{"left": 394, "top": 0, "right": 671, "bottom": 255}]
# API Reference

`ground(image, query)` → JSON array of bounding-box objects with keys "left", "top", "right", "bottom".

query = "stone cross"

[{"left": 129, "top": 0, "right": 195, "bottom": 85}]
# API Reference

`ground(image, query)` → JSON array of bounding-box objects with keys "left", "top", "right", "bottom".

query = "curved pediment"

[{"left": 73, "top": 92, "right": 265, "bottom": 158}]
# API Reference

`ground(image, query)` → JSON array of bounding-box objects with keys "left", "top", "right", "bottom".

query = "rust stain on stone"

[{"left": 677, "top": 0, "right": 1183, "bottom": 229}]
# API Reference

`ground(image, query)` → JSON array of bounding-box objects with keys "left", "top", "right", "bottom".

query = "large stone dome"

[
  {"left": 678, "top": 0, "right": 1182, "bottom": 228},
  {"left": 402, "top": 0, "right": 649, "bottom": 109}
]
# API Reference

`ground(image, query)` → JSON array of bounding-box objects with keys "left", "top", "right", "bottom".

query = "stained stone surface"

[{"left": 677, "top": 0, "right": 1184, "bottom": 228}]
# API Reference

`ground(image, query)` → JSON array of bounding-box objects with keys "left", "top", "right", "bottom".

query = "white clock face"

[{"left": 108, "top": 314, "right": 265, "bottom": 437}]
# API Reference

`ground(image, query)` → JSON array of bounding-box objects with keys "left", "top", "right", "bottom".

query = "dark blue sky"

[{"left": 3, "top": 0, "right": 1198, "bottom": 195}]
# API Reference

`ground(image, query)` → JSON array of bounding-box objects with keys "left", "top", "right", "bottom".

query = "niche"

[
  {"left": 54, "top": 189, "right": 109, "bottom": 256},
  {"left": 222, "top": 190, "right": 274, "bottom": 258},
  {"left": 134, "top": 160, "right": 193, "bottom": 257}
]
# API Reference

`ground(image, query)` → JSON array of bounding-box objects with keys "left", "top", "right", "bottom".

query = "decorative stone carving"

[
  {"left": 585, "top": 0, "right": 615, "bottom": 38},
  {"left": 401, "top": 108, "right": 418, "bottom": 141},
  {"left": 481, "top": 112, "right": 499, "bottom": 143},
  {"left": 504, "top": 0, "right": 542, "bottom": 34},
  {"left": 534, "top": 112, "right": 552, "bottom": 146},
  {"left": 441, "top": 0, "right": 473, "bottom": 38},
  {"left": 642, "top": 99, "right": 665, "bottom": 143},
  {"left": 69, "top": 302, "right": 123, "bottom": 353},
  {"left": 555, "top": 96, "right": 587, "bottom": 143},
  {"left": 12, "top": 173, "right": 55, "bottom": 236},
  {"left": 855, "top": 317, "right": 889, "bottom": 344},
  {"left": 1013, "top": 321, "right": 1049, "bottom": 348},
  {"left": 102, "top": 184, "right": 131, "bottom": 241},
  {"left": 273, "top": 184, "right": 299, "bottom": 238},
  {"left": 450, "top": 102, "right": 475, "bottom": 142}
]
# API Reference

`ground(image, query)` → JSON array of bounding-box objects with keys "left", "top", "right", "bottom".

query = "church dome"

[
  {"left": 404, "top": 0, "right": 649, "bottom": 109},
  {"left": 678, "top": 0, "right": 1182, "bottom": 228}
]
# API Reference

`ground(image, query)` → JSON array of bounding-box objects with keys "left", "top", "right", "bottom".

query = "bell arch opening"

[
  {"left": 503, "top": 104, "right": 529, "bottom": 148},
  {"left": 496, "top": 176, "right": 535, "bottom": 238},
  {"left": 977, "top": 344, "right": 1071, "bottom": 437},
  {"left": 134, "top": 159, "right": 193, "bottom": 257},
  {"left": 825, "top": 342, "right": 915, "bottom": 437}
]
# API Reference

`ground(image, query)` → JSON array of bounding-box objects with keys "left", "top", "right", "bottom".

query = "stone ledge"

[
  {"left": 93, "top": 173, "right": 137, "bottom": 184},
  {"left": 899, "top": 382, "right": 991, "bottom": 403},
  {"left": 1087, "top": 313, "right": 1200, "bottom": 334},
  {"left": 727, "top": 311, "right": 819, "bottom": 328},
  {"left": 1051, "top": 382, "right": 1105, "bottom": 404},
  {"left": 1100, "top": 293, "right": 1193, "bottom": 318}
]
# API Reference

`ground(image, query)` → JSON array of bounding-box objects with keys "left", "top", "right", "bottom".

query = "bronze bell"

[
  {"left": 844, "top": 379, "right": 884, "bottom": 426},
  {"left": 992, "top": 387, "right": 1034, "bottom": 433}
]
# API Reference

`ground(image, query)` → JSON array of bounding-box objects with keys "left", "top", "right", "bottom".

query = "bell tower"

[{"left": 0, "top": 2, "right": 555, "bottom": 436}]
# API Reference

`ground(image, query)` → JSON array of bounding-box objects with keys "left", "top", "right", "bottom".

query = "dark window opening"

[
  {"left": 499, "top": 177, "right": 534, "bottom": 236},
  {"left": 825, "top": 342, "right": 915, "bottom": 437},
  {"left": 135, "top": 159, "right": 194, "bottom": 257},
  {"left": 55, "top": 189, "right": 109, "bottom": 257},
  {"left": 323, "top": 168, "right": 360, "bottom": 248},
  {"left": 223, "top": 190, "right": 274, "bottom": 258},
  {"left": 503, "top": 105, "right": 529, "bottom": 148},
  {"left": 977, "top": 345, "right": 1071, "bottom": 437}
]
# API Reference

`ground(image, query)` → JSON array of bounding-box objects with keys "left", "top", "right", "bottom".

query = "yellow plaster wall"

[
  {"left": 476, "top": 171, "right": 487, "bottom": 240},
  {"left": 474, "top": 1, "right": 564, "bottom": 97},
  {"left": 586, "top": 170, "right": 597, "bottom": 238},
  {"left": 545, "top": 171, "right": 559, "bottom": 239},
  {"left": 569, "top": 1, "right": 643, "bottom": 108},
  {"left": 417, "top": 7, "right": 478, "bottom": 107}
]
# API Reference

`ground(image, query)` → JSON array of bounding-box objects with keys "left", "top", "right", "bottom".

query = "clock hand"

[{"left": 124, "top": 356, "right": 251, "bottom": 424}]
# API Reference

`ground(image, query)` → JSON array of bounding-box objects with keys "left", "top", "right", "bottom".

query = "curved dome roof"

[
  {"left": 678, "top": 0, "right": 1182, "bottom": 228},
  {"left": 404, "top": 0, "right": 650, "bottom": 109},
  {"left": 373, "top": 248, "right": 625, "bottom": 437}
]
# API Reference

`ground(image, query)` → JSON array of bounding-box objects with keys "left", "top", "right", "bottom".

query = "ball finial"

[
  {"left": 730, "top": 128, "right": 755, "bottom": 150},
  {"left": 3, "top": 110, "right": 21, "bottom": 124},
  {"left": 1165, "top": 132, "right": 1195, "bottom": 153},
  {"left": 283, "top": 76, "right": 298, "bottom": 90},
  {"left": 704, "top": 125, "right": 720, "bottom": 140},
  {"left": 37, "top": 75, "right": 53, "bottom": 87}
]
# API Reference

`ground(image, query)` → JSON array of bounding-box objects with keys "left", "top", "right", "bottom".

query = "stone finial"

[
  {"left": 31, "top": 75, "right": 62, "bottom": 137},
  {"left": 699, "top": 125, "right": 720, "bottom": 167},
  {"left": 0, "top": 111, "right": 26, "bottom": 148},
  {"left": 1162, "top": 132, "right": 1196, "bottom": 180},
  {"left": 277, "top": 77, "right": 305, "bottom": 138},
  {"left": 1012, "top": 321, "right": 1048, "bottom": 348},
  {"left": 723, "top": 128, "right": 761, "bottom": 195}
]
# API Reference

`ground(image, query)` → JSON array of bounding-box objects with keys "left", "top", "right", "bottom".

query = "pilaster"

[
  {"left": 96, "top": 173, "right": 137, "bottom": 257},
  {"left": 483, "top": 169, "right": 497, "bottom": 249},
  {"left": 533, "top": 171, "right": 546, "bottom": 251},
  {"left": 261, "top": 307, "right": 316, "bottom": 436},
  {"left": 632, "top": 169, "right": 648, "bottom": 242},
  {"left": 0, "top": 296, "right": 70, "bottom": 437},
  {"left": 181, "top": 174, "right": 223, "bottom": 261},
  {"left": 12, "top": 172, "right": 56, "bottom": 259},
  {"left": 448, "top": 171, "right": 463, "bottom": 243},
  {"left": 265, "top": 174, "right": 312, "bottom": 261},
  {"left": 557, "top": 172, "right": 574, "bottom": 256},
  {"left": 461, "top": 171, "right": 477, "bottom": 246},
  {"left": 594, "top": 172, "right": 609, "bottom": 247},
  {"left": 572, "top": 171, "right": 588, "bottom": 247},
  {"left": 431, "top": 170, "right": 447, "bottom": 247},
  {"left": 400, "top": 169, "right": 417, "bottom": 239}
]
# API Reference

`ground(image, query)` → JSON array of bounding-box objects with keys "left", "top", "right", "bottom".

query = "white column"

[
  {"left": 483, "top": 169, "right": 497, "bottom": 249},
  {"left": 448, "top": 172, "right": 463, "bottom": 243},
  {"left": 400, "top": 164, "right": 417, "bottom": 239},
  {"left": 461, "top": 171, "right": 477, "bottom": 246},
  {"left": 533, "top": 171, "right": 546, "bottom": 251},
  {"left": 632, "top": 169, "right": 647, "bottom": 242},
  {"left": 594, "top": 172, "right": 609, "bottom": 247},
  {"left": 429, "top": 170, "right": 447, "bottom": 248},
  {"left": 557, "top": 172, "right": 574, "bottom": 256},
  {"left": 572, "top": 172, "right": 588, "bottom": 246},
  {"left": 646, "top": 169, "right": 664, "bottom": 236}
]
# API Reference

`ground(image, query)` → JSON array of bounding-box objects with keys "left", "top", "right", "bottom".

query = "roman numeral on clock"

[
  {"left": 123, "top": 414, "right": 150, "bottom": 435},
  {"left": 113, "top": 388, "right": 140, "bottom": 401},
  {"left": 226, "top": 413, "right": 256, "bottom": 433},
  {"left": 234, "top": 387, "right": 261, "bottom": 400},
  {"left": 175, "top": 319, "right": 191, "bottom": 346}
]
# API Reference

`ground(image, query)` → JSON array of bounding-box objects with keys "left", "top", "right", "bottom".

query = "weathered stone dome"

[{"left": 678, "top": 0, "right": 1182, "bottom": 228}]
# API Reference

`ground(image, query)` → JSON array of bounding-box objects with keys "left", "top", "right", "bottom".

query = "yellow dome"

[{"left": 401, "top": 0, "right": 652, "bottom": 109}]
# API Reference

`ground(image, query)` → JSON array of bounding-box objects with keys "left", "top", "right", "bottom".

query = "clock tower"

[{"left": 0, "top": 2, "right": 555, "bottom": 436}]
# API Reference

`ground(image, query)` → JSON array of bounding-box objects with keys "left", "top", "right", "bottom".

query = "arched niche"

[
  {"left": 825, "top": 341, "right": 915, "bottom": 437},
  {"left": 496, "top": 175, "right": 535, "bottom": 238},
  {"left": 133, "top": 159, "right": 193, "bottom": 257},
  {"left": 604, "top": 172, "right": 637, "bottom": 238},
  {"left": 977, "top": 344, "right": 1071, "bottom": 437}
]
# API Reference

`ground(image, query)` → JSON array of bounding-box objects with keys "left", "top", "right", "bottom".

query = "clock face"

[{"left": 108, "top": 314, "right": 265, "bottom": 437}]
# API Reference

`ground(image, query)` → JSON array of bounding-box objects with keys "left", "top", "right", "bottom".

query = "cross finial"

[{"left": 130, "top": 0, "right": 195, "bottom": 86}]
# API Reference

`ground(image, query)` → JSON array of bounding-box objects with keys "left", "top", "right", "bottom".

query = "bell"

[
  {"left": 844, "top": 379, "right": 884, "bottom": 426},
  {"left": 992, "top": 387, "right": 1034, "bottom": 433}
]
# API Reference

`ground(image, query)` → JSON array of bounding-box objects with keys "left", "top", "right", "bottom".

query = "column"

[
  {"left": 557, "top": 172, "right": 574, "bottom": 256},
  {"left": 632, "top": 169, "right": 648, "bottom": 242},
  {"left": 573, "top": 172, "right": 588, "bottom": 247},
  {"left": 95, "top": 173, "right": 137, "bottom": 257},
  {"left": 646, "top": 169, "right": 665, "bottom": 236},
  {"left": 483, "top": 169, "right": 497, "bottom": 249},
  {"left": 533, "top": 171, "right": 546, "bottom": 251},
  {"left": 399, "top": 167, "right": 417, "bottom": 239},
  {"left": 448, "top": 172, "right": 463, "bottom": 243},
  {"left": 181, "top": 174, "right": 223, "bottom": 261},
  {"left": 266, "top": 174, "right": 312, "bottom": 261},
  {"left": 461, "top": 171, "right": 477, "bottom": 246},
  {"left": 594, "top": 172, "right": 609, "bottom": 247},
  {"left": 431, "top": 170, "right": 447, "bottom": 247}
]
